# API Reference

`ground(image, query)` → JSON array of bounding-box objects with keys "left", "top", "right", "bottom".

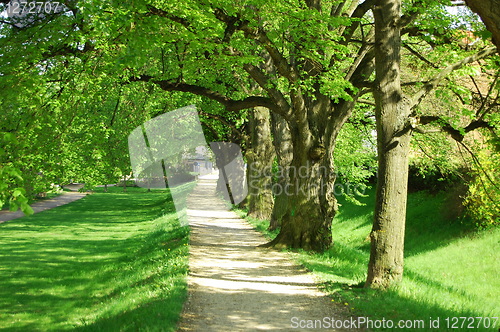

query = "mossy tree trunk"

[{"left": 263, "top": 93, "right": 356, "bottom": 251}]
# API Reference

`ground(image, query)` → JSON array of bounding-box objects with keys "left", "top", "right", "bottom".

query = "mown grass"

[
  {"left": 0, "top": 184, "right": 194, "bottom": 331},
  {"left": 246, "top": 189, "right": 500, "bottom": 331}
]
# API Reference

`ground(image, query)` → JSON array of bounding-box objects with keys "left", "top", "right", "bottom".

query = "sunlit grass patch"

[
  {"left": 245, "top": 188, "right": 500, "bottom": 331},
  {"left": 0, "top": 184, "right": 194, "bottom": 331}
]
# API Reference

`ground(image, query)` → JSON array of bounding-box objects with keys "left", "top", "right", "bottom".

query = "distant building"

[{"left": 185, "top": 146, "right": 214, "bottom": 175}]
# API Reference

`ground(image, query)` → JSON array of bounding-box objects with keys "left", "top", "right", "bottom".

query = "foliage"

[
  {"left": 334, "top": 117, "right": 377, "bottom": 204},
  {"left": 0, "top": 3, "right": 185, "bottom": 204},
  {"left": 408, "top": 132, "right": 464, "bottom": 192},
  {"left": 463, "top": 145, "right": 500, "bottom": 228},
  {"left": 397, "top": 3, "right": 500, "bottom": 220},
  {"left": 0, "top": 133, "right": 33, "bottom": 214}
]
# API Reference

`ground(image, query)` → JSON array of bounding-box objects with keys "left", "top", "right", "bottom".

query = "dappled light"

[
  {"left": 178, "top": 175, "right": 353, "bottom": 331},
  {"left": 0, "top": 0, "right": 499, "bottom": 330}
]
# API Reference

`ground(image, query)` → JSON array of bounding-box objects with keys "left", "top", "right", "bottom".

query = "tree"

[
  {"left": 366, "top": 0, "right": 498, "bottom": 288},
  {"left": 246, "top": 107, "right": 275, "bottom": 220},
  {"left": 2, "top": 0, "right": 495, "bottom": 256},
  {"left": 125, "top": 0, "right": 378, "bottom": 250},
  {"left": 269, "top": 112, "right": 293, "bottom": 231},
  {"left": 0, "top": 0, "right": 165, "bottom": 201},
  {"left": 366, "top": 0, "right": 410, "bottom": 288}
]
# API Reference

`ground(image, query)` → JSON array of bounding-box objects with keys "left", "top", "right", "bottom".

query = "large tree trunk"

[
  {"left": 264, "top": 92, "right": 351, "bottom": 251},
  {"left": 246, "top": 107, "right": 275, "bottom": 220},
  {"left": 365, "top": 0, "right": 412, "bottom": 289},
  {"left": 269, "top": 112, "right": 293, "bottom": 231},
  {"left": 264, "top": 144, "right": 335, "bottom": 251}
]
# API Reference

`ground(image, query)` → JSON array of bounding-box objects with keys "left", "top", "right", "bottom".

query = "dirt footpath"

[
  {"left": 177, "top": 175, "right": 356, "bottom": 331},
  {"left": 0, "top": 190, "right": 87, "bottom": 223}
]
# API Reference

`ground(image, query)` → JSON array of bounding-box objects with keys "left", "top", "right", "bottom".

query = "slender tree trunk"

[
  {"left": 210, "top": 142, "right": 246, "bottom": 205},
  {"left": 365, "top": 0, "right": 412, "bottom": 289},
  {"left": 122, "top": 175, "right": 127, "bottom": 192},
  {"left": 246, "top": 107, "right": 275, "bottom": 220},
  {"left": 269, "top": 112, "right": 293, "bottom": 230}
]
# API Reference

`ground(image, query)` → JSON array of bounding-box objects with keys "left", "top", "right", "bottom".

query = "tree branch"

[
  {"left": 42, "top": 43, "right": 95, "bottom": 58},
  {"left": 340, "top": 0, "right": 376, "bottom": 43},
  {"left": 344, "top": 29, "right": 375, "bottom": 82},
  {"left": 145, "top": 5, "right": 192, "bottom": 30},
  {"left": 464, "top": 0, "right": 500, "bottom": 51},
  {"left": 358, "top": 98, "right": 376, "bottom": 106},
  {"left": 199, "top": 110, "right": 249, "bottom": 142},
  {"left": 398, "top": 0, "right": 426, "bottom": 28},
  {"left": 243, "top": 63, "right": 291, "bottom": 119},
  {"left": 476, "top": 72, "right": 500, "bottom": 119},
  {"left": 403, "top": 43, "right": 439, "bottom": 69},
  {"left": 416, "top": 116, "right": 495, "bottom": 141},
  {"left": 213, "top": 8, "right": 299, "bottom": 83},
  {"left": 411, "top": 47, "right": 497, "bottom": 109},
  {"left": 130, "top": 75, "right": 277, "bottom": 112}
]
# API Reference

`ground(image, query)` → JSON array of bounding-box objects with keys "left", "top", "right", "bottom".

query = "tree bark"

[
  {"left": 246, "top": 107, "right": 275, "bottom": 220},
  {"left": 366, "top": 0, "right": 412, "bottom": 289},
  {"left": 269, "top": 112, "right": 293, "bottom": 231},
  {"left": 464, "top": 0, "right": 500, "bottom": 51},
  {"left": 263, "top": 92, "right": 352, "bottom": 251}
]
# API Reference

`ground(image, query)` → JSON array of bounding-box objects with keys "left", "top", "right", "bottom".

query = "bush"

[
  {"left": 407, "top": 162, "right": 464, "bottom": 193},
  {"left": 463, "top": 150, "right": 500, "bottom": 228}
]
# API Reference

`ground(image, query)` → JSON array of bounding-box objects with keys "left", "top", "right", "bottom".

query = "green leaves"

[
  {"left": 12, "top": 188, "right": 24, "bottom": 198},
  {"left": 0, "top": 165, "right": 33, "bottom": 215},
  {"left": 0, "top": 0, "right": 497, "bottom": 228},
  {"left": 334, "top": 119, "right": 377, "bottom": 204},
  {"left": 463, "top": 147, "right": 500, "bottom": 228}
]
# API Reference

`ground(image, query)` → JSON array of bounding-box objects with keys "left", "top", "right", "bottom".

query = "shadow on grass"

[
  {"left": 0, "top": 186, "right": 192, "bottom": 331},
  {"left": 334, "top": 187, "right": 376, "bottom": 224},
  {"left": 404, "top": 191, "right": 472, "bottom": 257},
  {"left": 298, "top": 189, "right": 499, "bottom": 331},
  {"left": 326, "top": 282, "right": 486, "bottom": 330},
  {"left": 335, "top": 187, "right": 475, "bottom": 256},
  {"left": 72, "top": 286, "right": 187, "bottom": 332}
]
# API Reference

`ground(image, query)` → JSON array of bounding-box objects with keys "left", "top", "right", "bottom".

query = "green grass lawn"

[
  {"left": 0, "top": 185, "right": 193, "bottom": 331},
  {"left": 247, "top": 188, "right": 500, "bottom": 331}
]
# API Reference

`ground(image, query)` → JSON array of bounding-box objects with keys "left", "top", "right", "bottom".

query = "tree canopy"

[{"left": 1, "top": 0, "right": 499, "bottom": 287}]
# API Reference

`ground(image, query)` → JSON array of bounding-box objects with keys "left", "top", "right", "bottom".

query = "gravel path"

[
  {"left": 0, "top": 188, "right": 87, "bottom": 223},
  {"left": 177, "top": 175, "right": 356, "bottom": 331}
]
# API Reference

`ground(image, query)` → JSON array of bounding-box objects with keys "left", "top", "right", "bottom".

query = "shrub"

[{"left": 463, "top": 150, "right": 500, "bottom": 228}]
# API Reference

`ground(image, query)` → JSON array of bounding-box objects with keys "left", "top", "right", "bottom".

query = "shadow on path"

[{"left": 178, "top": 175, "right": 356, "bottom": 331}]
